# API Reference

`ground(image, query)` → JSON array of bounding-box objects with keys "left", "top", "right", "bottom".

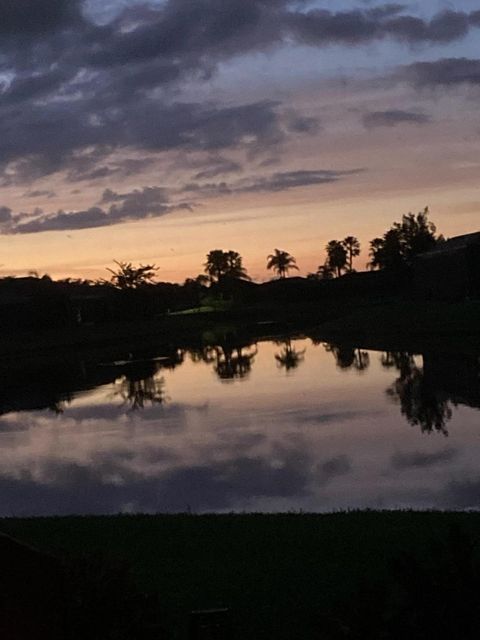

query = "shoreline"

[{"left": 0, "top": 298, "right": 479, "bottom": 358}]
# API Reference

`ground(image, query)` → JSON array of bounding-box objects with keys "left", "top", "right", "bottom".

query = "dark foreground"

[{"left": 2, "top": 511, "right": 480, "bottom": 639}]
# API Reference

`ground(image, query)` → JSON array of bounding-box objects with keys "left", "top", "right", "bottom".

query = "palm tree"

[
  {"left": 325, "top": 240, "right": 347, "bottom": 277},
  {"left": 316, "top": 263, "right": 335, "bottom": 280},
  {"left": 266, "top": 249, "right": 299, "bottom": 278},
  {"left": 204, "top": 249, "right": 249, "bottom": 281},
  {"left": 224, "top": 250, "right": 250, "bottom": 280},
  {"left": 106, "top": 260, "right": 158, "bottom": 289},
  {"left": 342, "top": 236, "right": 361, "bottom": 272},
  {"left": 204, "top": 250, "right": 228, "bottom": 282}
]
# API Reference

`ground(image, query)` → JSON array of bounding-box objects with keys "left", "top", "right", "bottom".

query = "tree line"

[{"left": 106, "top": 207, "right": 442, "bottom": 288}]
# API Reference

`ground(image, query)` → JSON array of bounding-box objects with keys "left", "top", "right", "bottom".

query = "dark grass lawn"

[{"left": 2, "top": 511, "right": 480, "bottom": 638}]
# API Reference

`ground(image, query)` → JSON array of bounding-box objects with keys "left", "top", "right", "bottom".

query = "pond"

[{"left": 1, "top": 331, "right": 479, "bottom": 515}]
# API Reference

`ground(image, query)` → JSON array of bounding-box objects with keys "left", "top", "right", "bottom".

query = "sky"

[{"left": 1, "top": 0, "right": 480, "bottom": 282}]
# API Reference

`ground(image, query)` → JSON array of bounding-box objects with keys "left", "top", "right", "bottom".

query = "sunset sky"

[{"left": 1, "top": 0, "right": 480, "bottom": 282}]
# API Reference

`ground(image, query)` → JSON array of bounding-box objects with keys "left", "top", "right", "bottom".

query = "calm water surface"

[{"left": 1, "top": 335, "right": 479, "bottom": 515}]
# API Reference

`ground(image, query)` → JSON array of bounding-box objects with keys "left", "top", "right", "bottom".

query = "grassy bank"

[{"left": 3, "top": 511, "right": 480, "bottom": 638}]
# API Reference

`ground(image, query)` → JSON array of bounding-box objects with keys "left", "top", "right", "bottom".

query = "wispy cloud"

[{"left": 362, "top": 109, "right": 431, "bottom": 128}]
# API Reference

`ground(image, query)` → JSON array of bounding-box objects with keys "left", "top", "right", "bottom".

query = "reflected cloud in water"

[{"left": 391, "top": 448, "right": 458, "bottom": 470}]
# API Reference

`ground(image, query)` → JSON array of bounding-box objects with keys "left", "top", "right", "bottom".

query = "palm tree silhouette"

[
  {"left": 266, "top": 249, "right": 299, "bottom": 278},
  {"left": 342, "top": 236, "right": 361, "bottom": 272},
  {"left": 316, "top": 263, "right": 335, "bottom": 280},
  {"left": 325, "top": 240, "right": 347, "bottom": 277},
  {"left": 106, "top": 260, "right": 158, "bottom": 288},
  {"left": 204, "top": 249, "right": 249, "bottom": 282}
]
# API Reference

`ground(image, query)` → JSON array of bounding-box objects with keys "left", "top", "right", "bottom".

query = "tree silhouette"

[
  {"left": 193, "top": 274, "right": 211, "bottom": 286},
  {"left": 315, "top": 263, "right": 335, "bottom": 280},
  {"left": 113, "top": 360, "right": 166, "bottom": 411},
  {"left": 204, "top": 250, "right": 249, "bottom": 282},
  {"left": 188, "top": 340, "right": 257, "bottom": 379},
  {"left": 368, "top": 229, "right": 404, "bottom": 270},
  {"left": 324, "top": 343, "right": 370, "bottom": 371},
  {"left": 382, "top": 351, "right": 452, "bottom": 434},
  {"left": 342, "top": 236, "right": 361, "bottom": 272},
  {"left": 106, "top": 260, "right": 158, "bottom": 289},
  {"left": 369, "top": 207, "right": 440, "bottom": 270},
  {"left": 325, "top": 240, "right": 348, "bottom": 277},
  {"left": 213, "top": 344, "right": 257, "bottom": 380},
  {"left": 266, "top": 249, "right": 299, "bottom": 278}
]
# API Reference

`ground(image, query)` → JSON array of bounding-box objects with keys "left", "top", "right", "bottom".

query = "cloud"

[
  {"left": 23, "top": 189, "right": 56, "bottom": 198},
  {"left": 0, "top": 2, "right": 478, "bottom": 186},
  {"left": 0, "top": 164, "right": 361, "bottom": 234},
  {"left": 286, "top": 7, "right": 472, "bottom": 47},
  {"left": 241, "top": 168, "right": 362, "bottom": 192},
  {"left": 391, "top": 448, "right": 457, "bottom": 470},
  {"left": 0, "top": 100, "right": 287, "bottom": 185},
  {"left": 284, "top": 112, "right": 321, "bottom": 134},
  {"left": 193, "top": 158, "right": 243, "bottom": 180},
  {"left": 0, "top": 207, "right": 12, "bottom": 223},
  {"left": 3, "top": 186, "right": 191, "bottom": 234},
  {"left": 0, "top": 157, "right": 365, "bottom": 233},
  {"left": 362, "top": 109, "right": 431, "bottom": 128},
  {"left": 183, "top": 168, "right": 363, "bottom": 197},
  {"left": 399, "top": 57, "right": 480, "bottom": 87},
  {"left": 0, "top": 0, "right": 83, "bottom": 37}
]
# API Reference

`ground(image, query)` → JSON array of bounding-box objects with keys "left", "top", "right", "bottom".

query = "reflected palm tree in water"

[
  {"left": 113, "top": 360, "right": 167, "bottom": 411},
  {"left": 324, "top": 343, "right": 370, "bottom": 372},
  {"left": 275, "top": 339, "right": 306, "bottom": 372},
  {"left": 382, "top": 352, "right": 452, "bottom": 435},
  {"left": 213, "top": 344, "right": 257, "bottom": 380},
  {"left": 187, "top": 340, "right": 257, "bottom": 381}
]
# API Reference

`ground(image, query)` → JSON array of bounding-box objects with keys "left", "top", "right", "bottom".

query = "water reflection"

[
  {"left": 324, "top": 343, "right": 370, "bottom": 372},
  {"left": 383, "top": 352, "right": 452, "bottom": 435},
  {"left": 274, "top": 339, "right": 305, "bottom": 372},
  {"left": 0, "top": 331, "right": 478, "bottom": 514},
  {"left": 189, "top": 338, "right": 257, "bottom": 381},
  {"left": 112, "top": 360, "right": 166, "bottom": 412},
  {"left": 1, "top": 338, "right": 479, "bottom": 435},
  {"left": 212, "top": 344, "right": 257, "bottom": 381}
]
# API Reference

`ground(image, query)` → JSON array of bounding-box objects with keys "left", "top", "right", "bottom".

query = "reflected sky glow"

[{"left": 1, "top": 339, "right": 479, "bottom": 515}]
